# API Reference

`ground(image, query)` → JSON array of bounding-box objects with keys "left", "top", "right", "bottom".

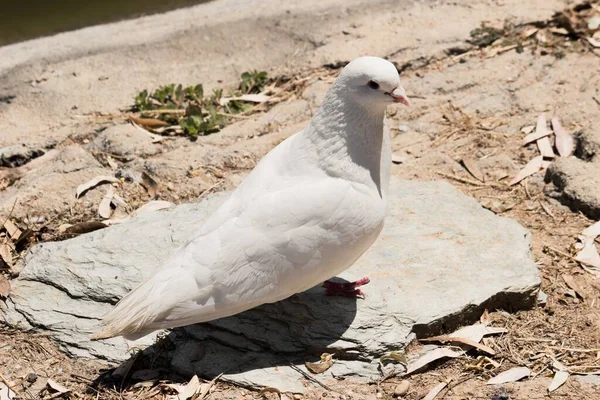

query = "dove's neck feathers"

[{"left": 297, "top": 82, "right": 391, "bottom": 198}]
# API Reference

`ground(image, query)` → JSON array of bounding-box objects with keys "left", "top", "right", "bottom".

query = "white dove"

[{"left": 92, "top": 56, "right": 409, "bottom": 340}]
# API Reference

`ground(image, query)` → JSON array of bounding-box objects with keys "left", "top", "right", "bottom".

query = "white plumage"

[{"left": 92, "top": 56, "right": 409, "bottom": 340}]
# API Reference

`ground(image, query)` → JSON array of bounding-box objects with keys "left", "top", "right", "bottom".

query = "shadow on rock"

[{"left": 93, "top": 282, "right": 359, "bottom": 391}]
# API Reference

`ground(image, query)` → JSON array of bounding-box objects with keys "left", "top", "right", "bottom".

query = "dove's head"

[{"left": 336, "top": 56, "right": 409, "bottom": 110}]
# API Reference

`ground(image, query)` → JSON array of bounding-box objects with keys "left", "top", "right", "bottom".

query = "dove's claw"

[{"left": 323, "top": 277, "right": 370, "bottom": 298}]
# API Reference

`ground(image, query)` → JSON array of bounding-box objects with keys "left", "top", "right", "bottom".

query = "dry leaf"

[
  {"left": 405, "top": 348, "right": 463, "bottom": 375},
  {"left": 536, "top": 30, "right": 548, "bottom": 44},
  {"left": 134, "top": 200, "right": 174, "bottom": 216},
  {"left": 46, "top": 379, "right": 69, "bottom": 394},
  {"left": 520, "top": 125, "right": 535, "bottom": 134},
  {"left": 487, "top": 367, "right": 531, "bottom": 384},
  {"left": 587, "top": 37, "right": 600, "bottom": 48},
  {"left": 131, "top": 120, "right": 168, "bottom": 143},
  {"left": 552, "top": 360, "right": 568, "bottom": 372},
  {"left": 305, "top": 353, "right": 334, "bottom": 374},
  {"left": 258, "top": 387, "right": 281, "bottom": 397},
  {"left": 484, "top": 327, "right": 508, "bottom": 336},
  {"left": 509, "top": 156, "right": 544, "bottom": 185},
  {"left": 111, "top": 194, "right": 129, "bottom": 209},
  {"left": 548, "top": 27, "right": 569, "bottom": 35},
  {"left": 449, "top": 321, "right": 506, "bottom": 342},
  {"left": 537, "top": 136, "right": 555, "bottom": 159},
  {"left": 420, "top": 335, "right": 495, "bottom": 356},
  {"left": 523, "top": 130, "right": 551, "bottom": 145},
  {"left": 57, "top": 224, "right": 72, "bottom": 233},
  {"left": 521, "top": 27, "right": 539, "bottom": 38},
  {"left": 98, "top": 186, "right": 114, "bottom": 219},
  {"left": 194, "top": 373, "right": 221, "bottom": 400},
  {"left": 581, "top": 220, "right": 600, "bottom": 240},
  {"left": 460, "top": 158, "right": 484, "bottom": 182},
  {"left": 106, "top": 155, "right": 119, "bottom": 170},
  {"left": 3, "top": 220, "right": 22, "bottom": 241},
  {"left": 0, "top": 243, "right": 13, "bottom": 268},
  {"left": 0, "top": 381, "right": 16, "bottom": 400},
  {"left": 562, "top": 274, "right": 585, "bottom": 300},
  {"left": 450, "top": 324, "right": 489, "bottom": 342},
  {"left": 140, "top": 172, "right": 158, "bottom": 198},
  {"left": 479, "top": 309, "right": 491, "bottom": 325},
  {"left": 422, "top": 381, "right": 449, "bottom": 400},
  {"left": 0, "top": 274, "right": 11, "bottom": 298},
  {"left": 551, "top": 117, "right": 574, "bottom": 157},
  {"left": 575, "top": 236, "right": 600, "bottom": 269},
  {"left": 76, "top": 175, "right": 119, "bottom": 198},
  {"left": 130, "top": 116, "right": 170, "bottom": 128},
  {"left": 527, "top": 113, "right": 551, "bottom": 144},
  {"left": 65, "top": 221, "right": 108, "bottom": 235},
  {"left": 178, "top": 375, "right": 201, "bottom": 400},
  {"left": 548, "top": 370, "right": 569, "bottom": 392}
]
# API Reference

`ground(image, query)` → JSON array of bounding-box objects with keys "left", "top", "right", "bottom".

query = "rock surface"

[
  {"left": 86, "top": 124, "right": 161, "bottom": 160},
  {"left": 576, "top": 129, "right": 600, "bottom": 162},
  {"left": 0, "top": 144, "right": 45, "bottom": 168},
  {"left": 0, "top": 146, "right": 107, "bottom": 217},
  {"left": 544, "top": 125, "right": 600, "bottom": 219},
  {"left": 1, "top": 178, "right": 540, "bottom": 392}
]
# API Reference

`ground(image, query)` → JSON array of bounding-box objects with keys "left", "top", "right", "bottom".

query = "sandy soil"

[{"left": 2, "top": 0, "right": 600, "bottom": 399}]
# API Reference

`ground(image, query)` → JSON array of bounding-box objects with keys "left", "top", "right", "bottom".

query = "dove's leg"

[{"left": 322, "top": 277, "right": 370, "bottom": 297}]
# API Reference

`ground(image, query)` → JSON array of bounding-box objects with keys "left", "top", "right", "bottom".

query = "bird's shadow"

[{"left": 91, "top": 279, "right": 360, "bottom": 391}]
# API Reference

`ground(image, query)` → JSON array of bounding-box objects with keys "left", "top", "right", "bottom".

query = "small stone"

[
  {"left": 376, "top": 392, "right": 383, "bottom": 399},
  {"left": 545, "top": 158, "right": 600, "bottom": 219},
  {"left": 398, "top": 124, "right": 409, "bottom": 132},
  {"left": 86, "top": 124, "right": 159, "bottom": 159},
  {"left": 588, "top": 16, "right": 600, "bottom": 30},
  {"left": 491, "top": 390, "right": 509, "bottom": 400},
  {"left": 394, "top": 381, "right": 410, "bottom": 397}
]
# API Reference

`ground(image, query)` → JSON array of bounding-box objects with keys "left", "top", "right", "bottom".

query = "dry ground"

[{"left": 2, "top": 1, "right": 600, "bottom": 399}]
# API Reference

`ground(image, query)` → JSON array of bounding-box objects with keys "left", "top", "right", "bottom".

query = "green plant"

[
  {"left": 240, "top": 70, "right": 269, "bottom": 94},
  {"left": 131, "top": 70, "right": 271, "bottom": 139}
]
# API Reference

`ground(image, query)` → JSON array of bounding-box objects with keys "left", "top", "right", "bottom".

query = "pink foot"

[{"left": 322, "top": 277, "right": 370, "bottom": 298}]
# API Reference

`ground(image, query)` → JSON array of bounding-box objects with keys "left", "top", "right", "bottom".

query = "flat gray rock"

[{"left": 1, "top": 178, "right": 540, "bottom": 393}]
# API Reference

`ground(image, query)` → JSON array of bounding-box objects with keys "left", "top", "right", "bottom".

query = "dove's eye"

[{"left": 367, "top": 80, "right": 380, "bottom": 90}]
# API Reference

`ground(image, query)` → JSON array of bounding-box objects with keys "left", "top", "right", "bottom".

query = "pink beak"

[{"left": 389, "top": 86, "right": 410, "bottom": 106}]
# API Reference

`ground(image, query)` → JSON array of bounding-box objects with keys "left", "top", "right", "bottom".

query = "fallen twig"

[
  {"left": 288, "top": 364, "right": 331, "bottom": 391},
  {"left": 436, "top": 172, "right": 505, "bottom": 189}
]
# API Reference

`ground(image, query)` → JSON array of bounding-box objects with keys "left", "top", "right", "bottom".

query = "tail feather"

[
  {"left": 92, "top": 276, "right": 162, "bottom": 340},
  {"left": 91, "top": 267, "right": 207, "bottom": 340}
]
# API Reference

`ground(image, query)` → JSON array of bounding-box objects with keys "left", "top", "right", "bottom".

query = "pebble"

[{"left": 394, "top": 381, "right": 410, "bottom": 397}]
